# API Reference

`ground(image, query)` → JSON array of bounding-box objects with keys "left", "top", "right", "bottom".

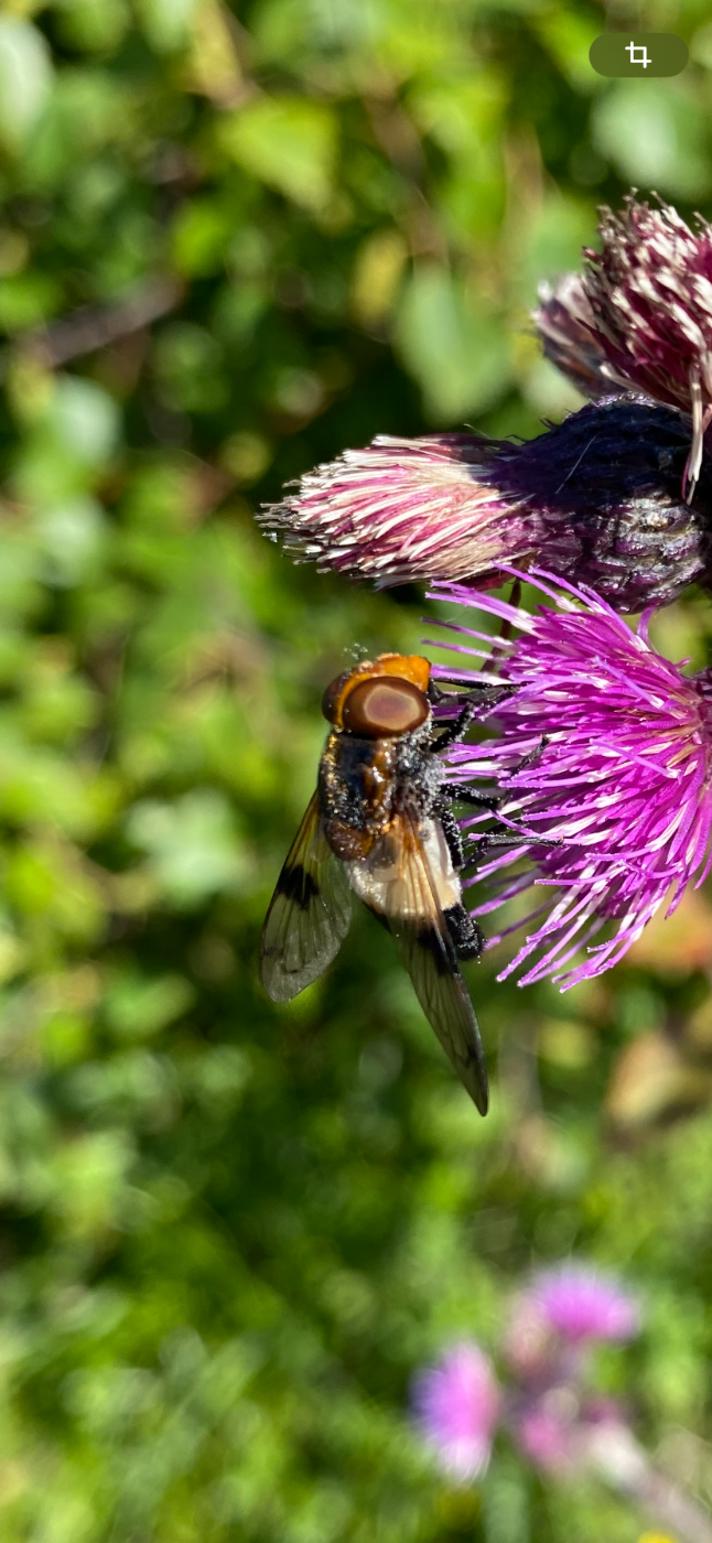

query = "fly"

[{"left": 260, "top": 652, "right": 511, "bottom": 1114}]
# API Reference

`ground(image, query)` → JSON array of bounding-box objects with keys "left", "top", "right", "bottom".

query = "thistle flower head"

[
  {"left": 524, "top": 1265, "right": 640, "bottom": 1346},
  {"left": 504, "top": 1266, "right": 640, "bottom": 1384},
  {"left": 261, "top": 400, "right": 712, "bottom": 610},
  {"left": 430, "top": 568, "right": 712, "bottom": 987},
  {"left": 260, "top": 431, "right": 547, "bottom": 585},
  {"left": 535, "top": 196, "right": 712, "bottom": 488},
  {"left": 411, "top": 1342, "right": 501, "bottom": 1479}
]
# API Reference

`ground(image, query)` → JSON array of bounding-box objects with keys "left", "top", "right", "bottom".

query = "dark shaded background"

[{"left": 0, "top": 1, "right": 711, "bottom": 1538}]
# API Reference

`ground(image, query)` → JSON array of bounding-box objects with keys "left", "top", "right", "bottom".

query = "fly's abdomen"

[
  {"left": 319, "top": 732, "right": 396, "bottom": 859},
  {"left": 348, "top": 818, "right": 462, "bottom": 919}
]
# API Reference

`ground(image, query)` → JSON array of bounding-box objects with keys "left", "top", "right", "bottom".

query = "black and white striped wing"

[
  {"left": 260, "top": 793, "right": 352, "bottom": 1001},
  {"left": 355, "top": 814, "right": 488, "bottom": 1114}
]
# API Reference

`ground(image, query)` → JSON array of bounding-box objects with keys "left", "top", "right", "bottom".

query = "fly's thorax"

[{"left": 393, "top": 720, "right": 444, "bottom": 813}]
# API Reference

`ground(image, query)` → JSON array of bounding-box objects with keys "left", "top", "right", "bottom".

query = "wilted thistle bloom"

[
  {"left": 412, "top": 1342, "right": 501, "bottom": 1479},
  {"left": 535, "top": 196, "right": 712, "bottom": 488},
  {"left": 261, "top": 397, "right": 712, "bottom": 610},
  {"left": 430, "top": 568, "right": 712, "bottom": 988}
]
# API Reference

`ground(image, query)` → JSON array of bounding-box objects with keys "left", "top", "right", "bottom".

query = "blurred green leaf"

[
  {"left": 0, "top": 18, "right": 52, "bottom": 152},
  {"left": 126, "top": 790, "right": 246, "bottom": 906},
  {"left": 104, "top": 969, "right": 194, "bottom": 1039},
  {"left": 46, "top": 378, "right": 121, "bottom": 468},
  {"left": 592, "top": 83, "right": 712, "bottom": 199},
  {"left": 135, "top": 0, "right": 199, "bottom": 53},
  {"left": 34, "top": 497, "right": 109, "bottom": 589},
  {"left": 395, "top": 266, "right": 510, "bottom": 422},
  {"left": 220, "top": 96, "right": 338, "bottom": 211}
]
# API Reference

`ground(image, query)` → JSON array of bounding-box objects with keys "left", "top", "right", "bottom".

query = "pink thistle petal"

[
  {"left": 260, "top": 432, "right": 546, "bottom": 584},
  {"left": 412, "top": 1342, "right": 501, "bottom": 1480}
]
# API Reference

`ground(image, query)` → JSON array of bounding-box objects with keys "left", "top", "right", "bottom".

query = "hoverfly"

[{"left": 260, "top": 653, "right": 507, "bottom": 1114}]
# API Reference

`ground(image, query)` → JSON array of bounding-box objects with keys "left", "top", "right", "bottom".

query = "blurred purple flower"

[
  {"left": 430, "top": 568, "right": 712, "bottom": 987},
  {"left": 412, "top": 1269, "right": 641, "bottom": 1488},
  {"left": 412, "top": 1342, "right": 501, "bottom": 1479},
  {"left": 535, "top": 196, "right": 712, "bottom": 488},
  {"left": 512, "top": 1393, "right": 630, "bottom": 1475},
  {"left": 512, "top": 1395, "right": 580, "bottom": 1473},
  {"left": 410, "top": 1274, "right": 712, "bottom": 1541},
  {"left": 259, "top": 398, "right": 712, "bottom": 611},
  {"left": 504, "top": 1272, "right": 639, "bottom": 1389},
  {"left": 527, "top": 1265, "right": 640, "bottom": 1345}
]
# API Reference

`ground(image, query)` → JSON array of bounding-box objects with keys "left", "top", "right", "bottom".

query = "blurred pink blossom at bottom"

[{"left": 412, "top": 1342, "right": 501, "bottom": 1478}]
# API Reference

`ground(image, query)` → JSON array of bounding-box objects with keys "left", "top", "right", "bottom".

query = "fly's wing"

[
  {"left": 357, "top": 814, "right": 488, "bottom": 1114},
  {"left": 260, "top": 793, "right": 352, "bottom": 1001}
]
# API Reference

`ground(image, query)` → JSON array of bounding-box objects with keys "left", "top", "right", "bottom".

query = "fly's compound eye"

[{"left": 341, "top": 677, "right": 429, "bottom": 737}]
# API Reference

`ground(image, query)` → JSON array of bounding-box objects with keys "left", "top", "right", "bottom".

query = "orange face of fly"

[{"left": 321, "top": 653, "right": 431, "bottom": 738}]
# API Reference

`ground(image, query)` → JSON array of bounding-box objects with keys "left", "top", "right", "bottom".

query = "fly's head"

[{"left": 322, "top": 653, "right": 432, "bottom": 740}]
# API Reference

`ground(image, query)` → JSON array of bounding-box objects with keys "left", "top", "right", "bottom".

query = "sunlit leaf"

[
  {"left": 0, "top": 18, "right": 52, "bottom": 152},
  {"left": 221, "top": 95, "right": 337, "bottom": 211},
  {"left": 394, "top": 265, "right": 510, "bottom": 422}
]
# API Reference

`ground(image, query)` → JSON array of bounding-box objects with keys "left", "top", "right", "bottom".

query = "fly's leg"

[
  {"left": 444, "top": 903, "right": 485, "bottom": 961},
  {"left": 437, "top": 801, "right": 466, "bottom": 870},
  {"left": 468, "top": 829, "right": 562, "bottom": 862},
  {"left": 439, "top": 743, "right": 560, "bottom": 868},
  {"left": 499, "top": 735, "right": 550, "bottom": 783},
  {"left": 432, "top": 802, "right": 487, "bottom": 959},
  {"left": 430, "top": 684, "right": 517, "bottom": 752},
  {"left": 436, "top": 794, "right": 534, "bottom": 868},
  {"left": 431, "top": 700, "right": 480, "bottom": 753},
  {"left": 440, "top": 736, "right": 551, "bottom": 814},
  {"left": 439, "top": 782, "right": 501, "bottom": 813},
  {"left": 435, "top": 804, "right": 487, "bottom": 958}
]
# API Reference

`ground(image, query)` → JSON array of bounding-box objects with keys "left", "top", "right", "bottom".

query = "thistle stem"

[{"left": 586, "top": 1426, "right": 712, "bottom": 1543}]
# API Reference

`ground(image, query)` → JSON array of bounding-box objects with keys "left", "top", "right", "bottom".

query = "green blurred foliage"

[{"left": 0, "top": 2, "right": 709, "bottom": 1539}]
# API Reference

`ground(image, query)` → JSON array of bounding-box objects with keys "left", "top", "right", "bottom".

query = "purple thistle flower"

[
  {"left": 411, "top": 1342, "right": 501, "bottom": 1479},
  {"left": 511, "top": 1393, "right": 630, "bottom": 1475},
  {"left": 504, "top": 1267, "right": 639, "bottom": 1389},
  {"left": 535, "top": 196, "right": 712, "bottom": 489},
  {"left": 511, "top": 1396, "right": 580, "bottom": 1473},
  {"left": 525, "top": 1265, "right": 640, "bottom": 1346},
  {"left": 409, "top": 1276, "right": 712, "bottom": 1538},
  {"left": 260, "top": 398, "right": 712, "bottom": 611},
  {"left": 430, "top": 568, "right": 712, "bottom": 988}
]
